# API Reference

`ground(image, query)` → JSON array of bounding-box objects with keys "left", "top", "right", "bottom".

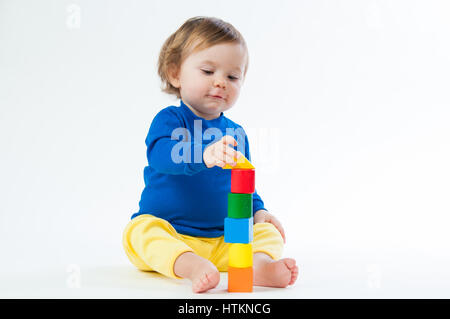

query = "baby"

[{"left": 122, "top": 16, "right": 298, "bottom": 293}]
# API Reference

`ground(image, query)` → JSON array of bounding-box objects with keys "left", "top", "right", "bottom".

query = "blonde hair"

[{"left": 157, "top": 16, "right": 249, "bottom": 98}]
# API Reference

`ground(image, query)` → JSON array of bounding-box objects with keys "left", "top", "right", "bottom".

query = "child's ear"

[{"left": 167, "top": 63, "right": 181, "bottom": 88}]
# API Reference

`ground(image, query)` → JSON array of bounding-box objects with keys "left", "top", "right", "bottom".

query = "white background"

[{"left": 1, "top": 0, "right": 449, "bottom": 298}]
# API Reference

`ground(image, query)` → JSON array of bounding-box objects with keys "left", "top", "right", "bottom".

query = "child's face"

[{"left": 170, "top": 42, "right": 247, "bottom": 120}]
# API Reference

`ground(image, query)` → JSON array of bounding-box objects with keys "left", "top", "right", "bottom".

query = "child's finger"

[
  {"left": 215, "top": 147, "right": 235, "bottom": 163},
  {"left": 222, "top": 153, "right": 237, "bottom": 166},
  {"left": 214, "top": 159, "right": 225, "bottom": 167},
  {"left": 224, "top": 146, "right": 240, "bottom": 160},
  {"left": 221, "top": 135, "right": 238, "bottom": 147}
]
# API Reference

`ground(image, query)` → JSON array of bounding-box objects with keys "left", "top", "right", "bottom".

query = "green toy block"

[{"left": 228, "top": 193, "right": 252, "bottom": 219}]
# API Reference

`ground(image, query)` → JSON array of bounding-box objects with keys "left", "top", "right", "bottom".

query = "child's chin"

[{"left": 204, "top": 101, "right": 225, "bottom": 110}]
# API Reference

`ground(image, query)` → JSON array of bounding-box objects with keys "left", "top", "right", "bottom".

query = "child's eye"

[
  {"left": 202, "top": 69, "right": 213, "bottom": 75},
  {"left": 228, "top": 76, "right": 239, "bottom": 81}
]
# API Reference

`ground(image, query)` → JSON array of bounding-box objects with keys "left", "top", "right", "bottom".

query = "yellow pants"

[{"left": 122, "top": 214, "right": 284, "bottom": 279}]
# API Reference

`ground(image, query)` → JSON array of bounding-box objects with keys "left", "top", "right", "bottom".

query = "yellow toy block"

[
  {"left": 228, "top": 243, "right": 253, "bottom": 268},
  {"left": 222, "top": 153, "right": 255, "bottom": 170}
]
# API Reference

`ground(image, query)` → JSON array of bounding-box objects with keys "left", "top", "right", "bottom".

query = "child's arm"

[
  {"left": 146, "top": 109, "right": 239, "bottom": 175},
  {"left": 146, "top": 109, "right": 209, "bottom": 175}
]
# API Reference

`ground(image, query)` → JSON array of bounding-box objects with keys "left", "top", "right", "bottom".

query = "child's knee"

[{"left": 254, "top": 222, "right": 283, "bottom": 242}]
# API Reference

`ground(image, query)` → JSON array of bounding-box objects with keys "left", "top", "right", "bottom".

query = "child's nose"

[{"left": 213, "top": 77, "right": 226, "bottom": 89}]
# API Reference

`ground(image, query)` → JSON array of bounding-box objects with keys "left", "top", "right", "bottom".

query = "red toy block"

[
  {"left": 228, "top": 266, "right": 253, "bottom": 292},
  {"left": 231, "top": 169, "right": 255, "bottom": 194}
]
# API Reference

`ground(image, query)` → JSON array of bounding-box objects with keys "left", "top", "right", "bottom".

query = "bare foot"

[
  {"left": 174, "top": 252, "right": 220, "bottom": 293},
  {"left": 191, "top": 269, "right": 220, "bottom": 293},
  {"left": 253, "top": 253, "right": 299, "bottom": 288}
]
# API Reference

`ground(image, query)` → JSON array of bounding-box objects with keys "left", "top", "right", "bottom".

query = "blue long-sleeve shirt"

[{"left": 131, "top": 99, "right": 267, "bottom": 237}]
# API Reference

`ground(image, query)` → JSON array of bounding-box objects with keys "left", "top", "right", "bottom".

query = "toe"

[
  {"left": 194, "top": 271, "right": 220, "bottom": 293},
  {"left": 192, "top": 283, "right": 201, "bottom": 293},
  {"left": 208, "top": 271, "right": 220, "bottom": 288},
  {"left": 289, "top": 266, "right": 299, "bottom": 285},
  {"left": 283, "top": 258, "right": 297, "bottom": 269}
]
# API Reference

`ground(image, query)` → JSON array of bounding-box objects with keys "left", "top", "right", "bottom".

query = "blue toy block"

[{"left": 224, "top": 217, "right": 253, "bottom": 244}]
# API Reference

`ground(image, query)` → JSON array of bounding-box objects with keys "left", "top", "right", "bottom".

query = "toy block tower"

[{"left": 223, "top": 155, "right": 255, "bottom": 292}]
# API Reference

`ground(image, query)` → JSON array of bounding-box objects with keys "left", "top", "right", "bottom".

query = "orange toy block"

[{"left": 228, "top": 266, "right": 253, "bottom": 292}]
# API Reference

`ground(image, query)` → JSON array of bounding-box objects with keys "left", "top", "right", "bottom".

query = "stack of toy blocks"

[{"left": 223, "top": 156, "right": 255, "bottom": 292}]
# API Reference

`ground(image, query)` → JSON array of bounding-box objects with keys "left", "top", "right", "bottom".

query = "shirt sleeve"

[
  {"left": 237, "top": 126, "right": 268, "bottom": 215},
  {"left": 145, "top": 109, "right": 209, "bottom": 176}
]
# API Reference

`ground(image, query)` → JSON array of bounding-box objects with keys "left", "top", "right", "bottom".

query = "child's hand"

[
  {"left": 254, "top": 210, "right": 286, "bottom": 243},
  {"left": 203, "top": 135, "right": 243, "bottom": 169}
]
